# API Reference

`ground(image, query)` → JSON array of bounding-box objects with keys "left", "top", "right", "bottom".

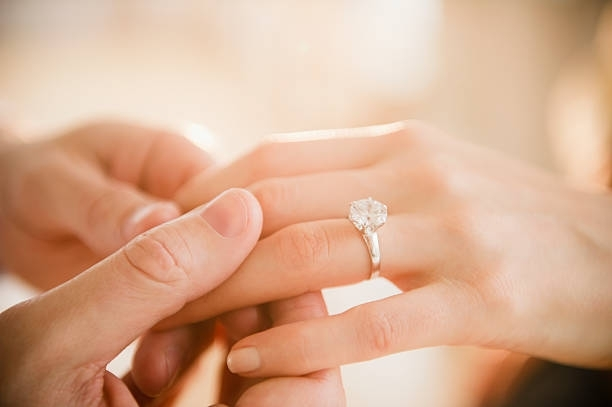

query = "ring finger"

[{"left": 158, "top": 213, "right": 454, "bottom": 329}]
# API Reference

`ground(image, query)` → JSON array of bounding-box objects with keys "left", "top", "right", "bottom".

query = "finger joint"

[
  {"left": 275, "top": 223, "right": 332, "bottom": 277},
  {"left": 121, "top": 232, "right": 187, "bottom": 287}
]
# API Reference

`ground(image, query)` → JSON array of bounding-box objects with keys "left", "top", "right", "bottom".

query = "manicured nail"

[
  {"left": 208, "top": 404, "right": 229, "bottom": 407},
  {"left": 123, "top": 201, "right": 179, "bottom": 239},
  {"left": 227, "top": 347, "right": 261, "bottom": 374},
  {"left": 200, "top": 189, "right": 249, "bottom": 238}
]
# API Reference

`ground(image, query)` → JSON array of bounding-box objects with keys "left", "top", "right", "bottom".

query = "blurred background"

[{"left": 1, "top": 0, "right": 610, "bottom": 406}]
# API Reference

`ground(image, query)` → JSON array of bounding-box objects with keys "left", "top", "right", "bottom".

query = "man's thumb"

[{"left": 7, "top": 189, "right": 262, "bottom": 367}]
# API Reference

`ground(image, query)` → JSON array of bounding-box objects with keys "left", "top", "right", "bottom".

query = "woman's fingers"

[
  {"left": 155, "top": 219, "right": 363, "bottom": 328},
  {"left": 226, "top": 284, "right": 473, "bottom": 378},
  {"left": 226, "top": 292, "right": 330, "bottom": 375},
  {"left": 158, "top": 214, "right": 451, "bottom": 329},
  {"left": 230, "top": 292, "right": 345, "bottom": 406},
  {"left": 174, "top": 126, "right": 408, "bottom": 211},
  {"left": 249, "top": 169, "right": 410, "bottom": 238}
]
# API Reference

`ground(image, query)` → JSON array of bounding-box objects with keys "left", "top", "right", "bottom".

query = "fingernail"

[
  {"left": 227, "top": 347, "right": 261, "bottom": 374},
  {"left": 208, "top": 404, "right": 229, "bottom": 407},
  {"left": 200, "top": 189, "right": 249, "bottom": 238},
  {"left": 123, "top": 201, "right": 179, "bottom": 239},
  {"left": 162, "top": 346, "right": 184, "bottom": 392}
]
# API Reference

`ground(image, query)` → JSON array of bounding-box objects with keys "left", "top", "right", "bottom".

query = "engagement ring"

[{"left": 348, "top": 197, "right": 387, "bottom": 279}]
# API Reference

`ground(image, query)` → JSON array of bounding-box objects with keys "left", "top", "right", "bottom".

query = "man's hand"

[
  {"left": 0, "top": 121, "right": 214, "bottom": 289},
  {"left": 0, "top": 189, "right": 262, "bottom": 406}
]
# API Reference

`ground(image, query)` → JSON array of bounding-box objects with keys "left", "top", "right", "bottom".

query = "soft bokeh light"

[{"left": 1, "top": 1, "right": 609, "bottom": 405}]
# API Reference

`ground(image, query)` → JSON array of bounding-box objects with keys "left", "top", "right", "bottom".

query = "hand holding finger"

[
  {"left": 0, "top": 189, "right": 262, "bottom": 406},
  {"left": 225, "top": 292, "right": 345, "bottom": 407}
]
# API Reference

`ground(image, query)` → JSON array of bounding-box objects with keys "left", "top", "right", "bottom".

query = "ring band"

[
  {"left": 362, "top": 231, "right": 381, "bottom": 279},
  {"left": 348, "top": 197, "right": 387, "bottom": 279}
]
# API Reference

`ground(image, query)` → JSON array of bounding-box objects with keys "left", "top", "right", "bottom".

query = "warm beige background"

[{"left": 0, "top": 1, "right": 606, "bottom": 406}]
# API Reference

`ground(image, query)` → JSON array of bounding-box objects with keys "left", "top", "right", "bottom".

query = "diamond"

[{"left": 349, "top": 197, "right": 387, "bottom": 235}]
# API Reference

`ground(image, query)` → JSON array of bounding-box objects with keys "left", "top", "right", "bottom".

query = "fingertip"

[{"left": 199, "top": 188, "right": 262, "bottom": 239}]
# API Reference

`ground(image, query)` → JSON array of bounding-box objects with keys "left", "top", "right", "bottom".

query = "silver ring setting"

[{"left": 348, "top": 197, "right": 387, "bottom": 279}]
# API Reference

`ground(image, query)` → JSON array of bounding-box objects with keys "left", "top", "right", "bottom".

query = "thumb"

[{"left": 2, "top": 188, "right": 262, "bottom": 369}]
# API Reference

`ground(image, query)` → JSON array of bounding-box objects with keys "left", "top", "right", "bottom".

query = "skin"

[
  {"left": 0, "top": 123, "right": 344, "bottom": 406},
  {"left": 0, "top": 122, "right": 213, "bottom": 289},
  {"left": 0, "top": 188, "right": 263, "bottom": 406},
  {"left": 214, "top": 293, "right": 345, "bottom": 406},
  {"left": 162, "top": 121, "right": 612, "bottom": 384}
]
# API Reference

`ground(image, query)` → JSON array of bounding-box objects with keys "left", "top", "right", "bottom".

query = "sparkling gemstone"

[{"left": 349, "top": 197, "right": 387, "bottom": 234}]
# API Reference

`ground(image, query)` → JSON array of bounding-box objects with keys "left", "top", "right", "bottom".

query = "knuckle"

[
  {"left": 274, "top": 222, "right": 332, "bottom": 274},
  {"left": 121, "top": 231, "right": 188, "bottom": 286},
  {"left": 424, "top": 162, "right": 452, "bottom": 195},
  {"left": 357, "top": 307, "right": 399, "bottom": 356},
  {"left": 380, "top": 123, "right": 464, "bottom": 197},
  {"left": 439, "top": 207, "right": 478, "bottom": 246},
  {"left": 419, "top": 152, "right": 464, "bottom": 197},
  {"left": 435, "top": 209, "right": 489, "bottom": 281},
  {"left": 380, "top": 128, "right": 455, "bottom": 189},
  {"left": 380, "top": 127, "right": 415, "bottom": 152}
]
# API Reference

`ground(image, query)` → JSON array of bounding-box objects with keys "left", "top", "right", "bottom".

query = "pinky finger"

[{"left": 226, "top": 283, "right": 475, "bottom": 378}]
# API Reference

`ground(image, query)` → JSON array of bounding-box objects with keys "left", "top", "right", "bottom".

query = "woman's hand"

[
  {"left": 0, "top": 189, "right": 263, "bottom": 406},
  {"left": 0, "top": 121, "right": 213, "bottom": 290},
  {"left": 213, "top": 293, "right": 345, "bottom": 406},
  {"left": 162, "top": 121, "right": 612, "bottom": 379}
]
